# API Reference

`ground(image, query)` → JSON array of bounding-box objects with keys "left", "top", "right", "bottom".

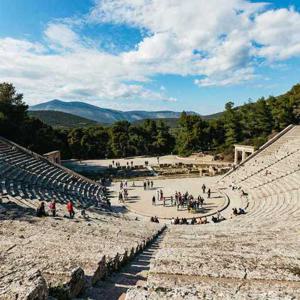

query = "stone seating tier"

[
  {"left": 125, "top": 125, "right": 300, "bottom": 299},
  {"left": 0, "top": 137, "right": 106, "bottom": 207}
]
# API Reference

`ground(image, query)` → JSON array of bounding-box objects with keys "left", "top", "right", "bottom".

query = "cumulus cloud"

[
  {"left": 0, "top": 0, "right": 300, "bottom": 106},
  {"left": 251, "top": 8, "right": 300, "bottom": 60},
  {"left": 90, "top": 0, "right": 300, "bottom": 85}
]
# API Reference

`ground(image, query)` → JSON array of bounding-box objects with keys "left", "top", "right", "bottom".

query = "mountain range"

[{"left": 29, "top": 99, "right": 200, "bottom": 124}]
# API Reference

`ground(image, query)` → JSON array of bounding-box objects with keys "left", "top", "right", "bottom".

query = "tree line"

[{"left": 0, "top": 82, "right": 299, "bottom": 160}]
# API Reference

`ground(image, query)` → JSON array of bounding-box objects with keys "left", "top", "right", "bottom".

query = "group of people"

[
  {"left": 170, "top": 210, "right": 226, "bottom": 225},
  {"left": 144, "top": 179, "right": 154, "bottom": 190},
  {"left": 232, "top": 207, "right": 245, "bottom": 216},
  {"left": 150, "top": 216, "right": 160, "bottom": 223},
  {"left": 112, "top": 160, "right": 135, "bottom": 169},
  {"left": 170, "top": 216, "right": 209, "bottom": 225},
  {"left": 36, "top": 200, "right": 88, "bottom": 219},
  {"left": 36, "top": 200, "right": 57, "bottom": 217},
  {"left": 151, "top": 188, "right": 209, "bottom": 213}
]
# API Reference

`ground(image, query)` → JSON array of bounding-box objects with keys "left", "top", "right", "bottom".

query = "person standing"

[
  {"left": 202, "top": 184, "right": 206, "bottom": 194},
  {"left": 156, "top": 190, "right": 160, "bottom": 202},
  {"left": 49, "top": 200, "right": 56, "bottom": 217},
  {"left": 67, "top": 200, "right": 75, "bottom": 219},
  {"left": 36, "top": 202, "right": 47, "bottom": 217},
  {"left": 207, "top": 188, "right": 211, "bottom": 199},
  {"left": 152, "top": 195, "right": 156, "bottom": 206}
]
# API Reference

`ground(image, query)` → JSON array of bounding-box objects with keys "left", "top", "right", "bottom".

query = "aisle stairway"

[{"left": 80, "top": 228, "right": 167, "bottom": 300}]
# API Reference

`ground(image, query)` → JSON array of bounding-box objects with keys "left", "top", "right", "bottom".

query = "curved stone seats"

[
  {"left": 0, "top": 197, "right": 165, "bottom": 299},
  {"left": 126, "top": 207, "right": 300, "bottom": 299},
  {"left": 126, "top": 126, "right": 300, "bottom": 299},
  {"left": 0, "top": 137, "right": 106, "bottom": 207},
  {"left": 223, "top": 126, "right": 300, "bottom": 187}
]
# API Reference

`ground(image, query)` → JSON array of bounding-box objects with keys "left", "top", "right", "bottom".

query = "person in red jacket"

[
  {"left": 49, "top": 200, "right": 56, "bottom": 217},
  {"left": 67, "top": 200, "right": 75, "bottom": 219}
]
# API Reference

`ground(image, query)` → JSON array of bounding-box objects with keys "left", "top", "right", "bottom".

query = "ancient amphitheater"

[{"left": 1, "top": 125, "right": 300, "bottom": 299}]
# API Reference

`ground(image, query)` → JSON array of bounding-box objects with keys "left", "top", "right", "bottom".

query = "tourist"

[
  {"left": 147, "top": 180, "right": 150, "bottom": 189},
  {"left": 156, "top": 190, "right": 160, "bottom": 202},
  {"left": 191, "top": 217, "right": 196, "bottom": 225},
  {"left": 170, "top": 195, "right": 174, "bottom": 206},
  {"left": 181, "top": 218, "right": 188, "bottom": 225},
  {"left": 81, "top": 209, "right": 89, "bottom": 220},
  {"left": 36, "top": 201, "right": 47, "bottom": 217},
  {"left": 49, "top": 200, "right": 56, "bottom": 217},
  {"left": 207, "top": 188, "right": 211, "bottom": 199},
  {"left": 216, "top": 210, "right": 222, "bottom": 221},
  {"left": 239, "top": 208, "right": 245, "bottom": 214},
  {"left": 171, "top": 217, "right": 175, "bottom": 225},
  {"left": 202, "top": 184, "right": 206, "bottom": 193},
  {"left": 151, "top": 181, "right": 154, "bottom": 188},
  {"left": 124, "top": 189, "right": 128, "bottom": 200},
  {"left": 152, "top": 195, "right": 156, "bottom": 206},
  {"left": 67, "top": 200, "right": 75, "bottom": 219},
  {"left": 241, "top": 189, "right": 247, "bottom": 196},
  {"left": 143, "top": 181, "right": 147, "bottom": 190},
  {"left": 160, "top": 190, "right": 163, "bottom": 201},
  {"left": 118, "top": 192, "right": 123, "bottom": 203},
  {"left": 211, "top": 216, "right": 218, "bottom": 223},
  {"left": 232, "top": 208, "right": 238, "bottom": 216}
]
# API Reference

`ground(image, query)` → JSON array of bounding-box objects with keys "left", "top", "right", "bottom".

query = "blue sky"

[{"left": 0, "top": 0, "right": 300, "bottom": 114}]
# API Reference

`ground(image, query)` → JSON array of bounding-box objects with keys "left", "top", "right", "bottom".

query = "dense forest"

[{"left": 0, "top": 82, "right": 299, "bottom": 160}]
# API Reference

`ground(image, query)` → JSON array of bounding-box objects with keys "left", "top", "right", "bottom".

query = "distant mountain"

[
  {"left": 133, "top": 112, "right": 223, "bottom": 129},
  {"left": 29, "top": 110, "right": 98, "bottom": 129},
  {"left": 29, "top": 99, "right": 199, "bottom": 124}
]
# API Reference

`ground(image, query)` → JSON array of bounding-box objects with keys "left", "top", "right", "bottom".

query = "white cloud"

[
  {"left": 44, "top": 23, "right": 81, "bottom": 50},
  {"left": 251, "top": 8, "right": 300, "bottom": 60},
  {"left": 1, "top": 0, "right": 300, "bottom": 107}
]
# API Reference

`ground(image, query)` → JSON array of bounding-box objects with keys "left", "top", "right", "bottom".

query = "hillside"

[
  {"left": 28, "top": 110, "right": 98, "bottom": 128},
  {"left": 29, "top": 99, "right": 198, "bottom": 124},
  {"left": 133, "top": 112, "right": 223, "bottom": 128}
]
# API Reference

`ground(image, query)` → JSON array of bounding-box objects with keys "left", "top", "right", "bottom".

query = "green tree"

[
  {"left": 222, "top": 102, "right": 242, "bottom": 146},
  {"left": 0, "top": 82, "right": 28, "bottom": 141}
]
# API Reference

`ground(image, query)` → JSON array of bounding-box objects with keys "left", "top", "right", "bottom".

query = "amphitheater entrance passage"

[
  {"left": 43, "top": 150, "right": 61, "bottom": 164},
  {"left": 234, "top": 145, "right": 255, "bottom": 165}
]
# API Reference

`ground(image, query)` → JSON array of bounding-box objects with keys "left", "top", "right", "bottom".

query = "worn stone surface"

[
  {"left": 0, "top": 269, "right": 48, "bottom": 300},
  {"left": 126, "top": 126, "right": 300, "bottom": 300},
  {"left": 0, "top": 199, "right": 163, "bottom": 299}
]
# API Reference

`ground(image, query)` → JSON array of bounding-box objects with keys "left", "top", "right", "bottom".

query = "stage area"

[{"left": 110, "top": 176, "right": 227, "bottom": 219}]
